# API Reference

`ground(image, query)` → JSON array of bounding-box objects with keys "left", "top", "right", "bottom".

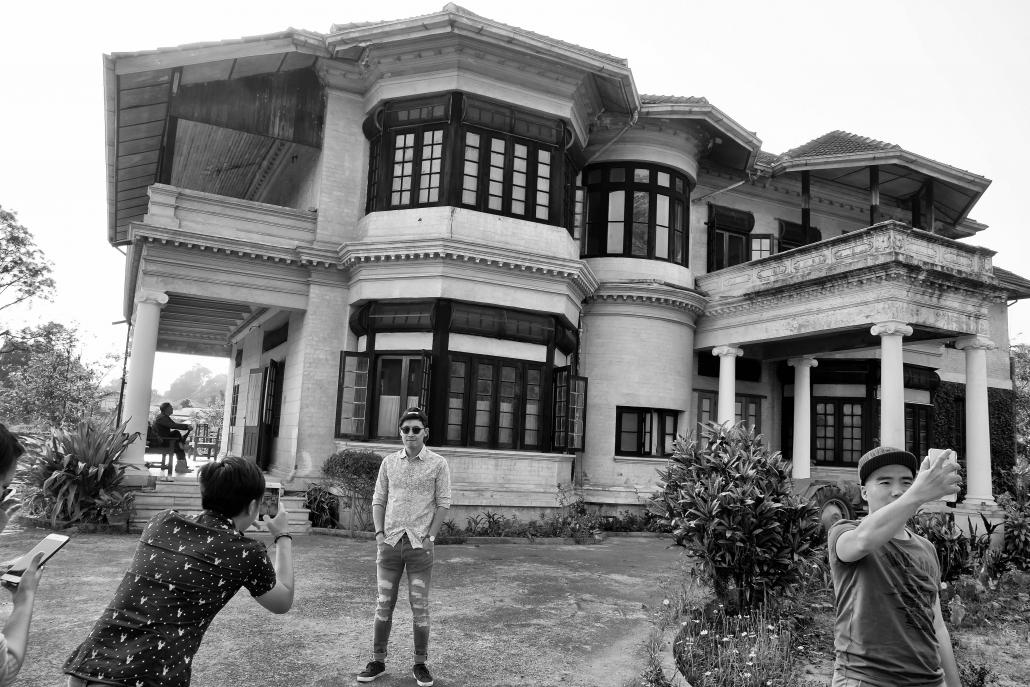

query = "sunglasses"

[{"left": 400, "top": 426, "right": 424, "bottom": 435}]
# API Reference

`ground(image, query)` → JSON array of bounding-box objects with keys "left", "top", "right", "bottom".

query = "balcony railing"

[
  {"left": 696, "top": 220, "right": 997, "bottom": 299},
  {"left": 138, "top": 184, "right": 317, "bottom": 250}
]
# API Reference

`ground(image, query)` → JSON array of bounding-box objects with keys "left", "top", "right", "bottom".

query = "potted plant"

[{"left": 97, "top": 490, "right": 135, "bottom": 531}]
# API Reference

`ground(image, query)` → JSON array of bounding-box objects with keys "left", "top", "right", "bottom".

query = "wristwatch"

[{"left": 427, "top": 535, "right": 435, "bottom": 543}]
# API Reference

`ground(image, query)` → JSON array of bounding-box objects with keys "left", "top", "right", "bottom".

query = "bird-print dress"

[{"left": 63, "top": 509, "right": 276, "bottom": 686}]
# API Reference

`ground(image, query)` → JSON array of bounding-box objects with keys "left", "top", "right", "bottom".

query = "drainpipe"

[{"left": 692, "top": 180, "right": 747, "bottom": 204}]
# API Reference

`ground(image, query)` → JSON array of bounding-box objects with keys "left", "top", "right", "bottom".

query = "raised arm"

[
  {"left": 254, "top": 503, "right": 294, "bottom": 614},
  {"left": 835, "top": 450, "right": 960, "bottom": 563}
]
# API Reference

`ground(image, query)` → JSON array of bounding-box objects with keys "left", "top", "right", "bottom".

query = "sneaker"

[
  {"left": 412, "top": 663, "right": 433, "bottom": 686},
  {"left": 357, "top": 661, "right": 386, "bottom": 683}
]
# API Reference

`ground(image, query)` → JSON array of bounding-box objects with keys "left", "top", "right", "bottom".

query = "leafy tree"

[
  {"left": 1013, "top": 344, "right": 1030, "bottom": 458},
  {"left": 0, "top": 204, "right": 55, "bottom": 315},
  {"left": 165, "top": 365, "right": 212, "bottom": 404},
  {"left": 0, "top": 322, "right": 110, "bottom": 428},
  {"left": 178, "top": 398, "right": 194, "bottom": 408}
]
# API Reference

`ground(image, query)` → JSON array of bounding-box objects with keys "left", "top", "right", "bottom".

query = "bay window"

[
  {"left": 583, "top": 163, "right": 690, "bottom": 265},
  {"left": 616, "top": 406, "right": 679, "bottom": 457}
]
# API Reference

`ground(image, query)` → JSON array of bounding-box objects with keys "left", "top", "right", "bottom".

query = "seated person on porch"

[
  {"left": 63, "top": 457, "right": 295, "bottom": 687},
  {"left": 153, "top": 402, "right": 192, "bottom": 478}
]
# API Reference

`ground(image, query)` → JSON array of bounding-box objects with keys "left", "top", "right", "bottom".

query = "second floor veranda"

[{"left": 693, "top": 220, "right": 1008, "bottom": 356}]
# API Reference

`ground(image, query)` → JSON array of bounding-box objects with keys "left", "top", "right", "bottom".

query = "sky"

[{"left": 2, "top": 0, "right": 1030, "bottom": 392}]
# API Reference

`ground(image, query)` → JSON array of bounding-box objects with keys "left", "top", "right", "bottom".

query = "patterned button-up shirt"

[
  {"left": 63, "top": 509, "right": 276, "bottom": 687},
  {"left": 373, "top": 446, "right": 452, "bottom": 548}
]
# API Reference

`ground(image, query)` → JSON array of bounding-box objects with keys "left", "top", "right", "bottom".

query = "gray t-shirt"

[{"left": 828, "top": 520, "right": 943, "bottom": 686}]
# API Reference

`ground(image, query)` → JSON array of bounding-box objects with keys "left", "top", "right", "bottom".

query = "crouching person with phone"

[
  {"left": 63, "top": 457, "right": 295, "bottom": 687},
  {"left": 0, "top": 422, "right": 45, "bottom": 686}
]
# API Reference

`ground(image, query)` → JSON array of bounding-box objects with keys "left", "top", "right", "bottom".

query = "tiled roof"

[
  {"left": 640, "top": 94, "right": 709, "bottom": 105},
  {"left": 995, "top": 267, "right": 1030, "bottom": 300},
  {"left": 755, "top": 151, "right": 781, "bottom": 166},
  {"left": 331, "top": 3, "right": 627, "bottom": 65},
  {"left": 780, "top": 130, "right": 900, "bottom": 161}
]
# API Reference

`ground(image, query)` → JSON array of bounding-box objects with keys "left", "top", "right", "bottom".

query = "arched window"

[{"left": 582, "top": 163, "right": 691, "bottom": 265}]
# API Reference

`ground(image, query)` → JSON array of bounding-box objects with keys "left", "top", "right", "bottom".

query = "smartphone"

[
  {"left": 1, "top": 533, "right": 70, "bottom": 588},
  {"left": 258, "top": 482, "right": 282, "bottom": 521},
  {"left": 928, "top": 448, "right": 959, "bottom": 502}
]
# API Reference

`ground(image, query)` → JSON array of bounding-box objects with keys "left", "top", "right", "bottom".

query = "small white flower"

[{"left": 699, "top": 630, "right": 709, "bottom": 636}]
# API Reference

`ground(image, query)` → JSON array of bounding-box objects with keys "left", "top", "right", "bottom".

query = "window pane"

[
  {"left": 655, "top": 195, "right": 670, "bottom": 259},
  {"left": 391, "top": 132, "right": 416, "bottom": 206},
  {"left": 619, "top": 410, "right": 639, "bottom": 453},
  {"left": 474, "top": 363, "right": 494, "bottom": 444},
  {"left": 657, "top": 171, "right": 670, "bottom": 187},
  {"left": 338, "top": 354, "right": 369, "bottom": 436},
  {"left": 488, "top": 138, "right": 506, "bottom": 210},
  {"left": 673, "top": 201, "right": 685, "bottom": 264},
  {"left": 609, "top": 167, "right": 625, "bottom": 182},
  {"left": 727, "top": 233, "right": 745, "bottom": 266},
  {"left": 447, "top": 361, "right": 466, "bottom": 442},
  {"left": 607, "top": 190, "right": 625, "bottom": 254},
  {"left": 462, "top": 132, "right": 480, "bottom": 206},
  {"left": 632, "top": 191, "right": 649, "bottom": 257},
  {"left": 524, "top": 367, "right": 541, "bottom": 448},
  {"left": 634, "top": 168, "right": 649, "bottom": 183},
  {"left": 417, "top": 129, "right": 443, "bottom": 203},
  {"left": 497, "top": 365, "right": 518, "bottom": 448}
]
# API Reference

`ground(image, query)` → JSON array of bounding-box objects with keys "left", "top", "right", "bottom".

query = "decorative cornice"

[
  {"left": 788, "top": 356, "right": 819, "bottom": 369},
  {"left": 586, "top": 279, "right": 707, "bottom": 316}
]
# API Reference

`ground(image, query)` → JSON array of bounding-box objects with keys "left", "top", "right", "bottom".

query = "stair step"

[{"left": 130, "top": 489, "right": 310, "bottom": 533}]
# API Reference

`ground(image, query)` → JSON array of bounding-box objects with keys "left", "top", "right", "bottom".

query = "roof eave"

[
  {"left": 104, "top": 54, "right": 119, "bottom": 245},
  {"left": 639, "top": 102, "right": 762, "bottom": 168}
]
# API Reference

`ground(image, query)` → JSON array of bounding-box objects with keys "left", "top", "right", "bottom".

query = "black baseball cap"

[{"left": 858, "top": 446, "right": 920, "bottom": 484}]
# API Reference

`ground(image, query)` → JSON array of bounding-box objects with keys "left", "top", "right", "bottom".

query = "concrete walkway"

[{"left": 4, "top": 523, "right": 684, "bottom": 686}]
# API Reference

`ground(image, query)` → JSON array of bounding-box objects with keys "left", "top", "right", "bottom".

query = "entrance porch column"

[
  {"left": 712, "top": 345, "right": 743, "bottom": 425},
  {"left": 871, "top": 320, "right": 912, "bottom": 448},
  {"left": 956, "top": 335, "right": 997, "bottom": 507},
  {"left": 788, "top": 356, "right": 819, "bottom": 480},
  {"left": 122, "top": 289, "right": 168, "bottom": 466}
]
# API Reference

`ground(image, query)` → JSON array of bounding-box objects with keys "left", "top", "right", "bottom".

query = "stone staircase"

[{"left": 131, "top": 479, "right": 311, "bottom": 534}]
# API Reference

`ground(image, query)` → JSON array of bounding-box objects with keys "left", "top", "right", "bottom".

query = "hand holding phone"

[
  {"left": 926, "top": 448, "right": 960, "bottom": 502},
  {"left": 1, "top": 534, "right": 69, "bottom": 589}
]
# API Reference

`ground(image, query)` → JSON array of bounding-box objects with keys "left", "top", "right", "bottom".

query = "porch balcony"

[
  {"left": 694, "top": 220, "right": 1001, "bottom": 355},
  {"left": 134, "top": 183, "right": 319, "bottom": 256}
]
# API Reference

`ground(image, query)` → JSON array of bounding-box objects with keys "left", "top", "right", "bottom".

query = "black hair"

[
  {"left": 159, "top": 402, "right": 174, "bottom": 412},
  {"left": 0, "top": 423, "right": 24, "bottom": 476},
  {"left": 397, "top": 407, "right": 428, "bottom": 428},
  {"left": 198, "top": 456, "right": 265, "bottom": 518}
]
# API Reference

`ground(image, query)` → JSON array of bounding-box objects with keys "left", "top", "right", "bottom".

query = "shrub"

[
  {"left": 20, "top": 419, "right": 140, "bottom": 527},
  {"left": 323, "top": 448, "right": 383, "bottom": 498},
  {"left": 649, "top": 422, "right": 824, "bottom": 611},
  {"left": 305, "top": 483, "right": 340, "bottom": 528},
  {"left": 998, "top": 456, "right": 1030, "bottom": 570}
]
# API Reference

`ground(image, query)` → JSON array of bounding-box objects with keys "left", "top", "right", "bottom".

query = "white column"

[
  {"left": 788, "top": 356, "right": 819, "bottom": 480},
  {"left": 712, "top": 345, "right": 743, "bottom": 426},
  {"left": 122, "top": 289, "right": 168, "bottom": 466},
  {"left": 870, "top": 321, "right": 912, "bottom": 448},
  {"left": 956, "top": 335, "right": 997, "bottom": 507}
]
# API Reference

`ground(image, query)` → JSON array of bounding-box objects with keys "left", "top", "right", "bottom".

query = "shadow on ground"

[{"left": 3, "top": 523, "right": 682, "bottom": 687}]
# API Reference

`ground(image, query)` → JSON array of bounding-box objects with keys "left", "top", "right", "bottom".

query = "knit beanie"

[{"left": 857, "top": 446, "right": 920, "bottom": 484}]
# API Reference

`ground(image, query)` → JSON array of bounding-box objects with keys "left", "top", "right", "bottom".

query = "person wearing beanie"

[
  {"left": 357, "top": 407, "right": 451, "bottom": 687},
  {"left": 828, "top": 446, "right": 962, "bottom": 686}
]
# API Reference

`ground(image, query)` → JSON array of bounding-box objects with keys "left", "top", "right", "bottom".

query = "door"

[
  {"left": 257, "top": 358, "right": 284, "bottom": 471},
  {"left": 241, "top": 368, "right": 263, "bottom": 460}
]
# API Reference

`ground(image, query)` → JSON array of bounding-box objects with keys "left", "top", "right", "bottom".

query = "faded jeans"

[{"left": 372, "top": 534, "right": 434, "bottom": 664}]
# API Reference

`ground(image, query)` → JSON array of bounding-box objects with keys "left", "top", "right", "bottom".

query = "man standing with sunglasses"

[{"left": 357, "top": 407, "right": 451, "bottom": 687}]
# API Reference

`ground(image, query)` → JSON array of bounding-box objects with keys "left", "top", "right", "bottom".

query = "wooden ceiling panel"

[
  {"left": 171, "top": 119, "right": 276, "bottom": 199},
  {"left": 180, "top": 59, "right": 235, "bottom": 85},
  {"left": 117, "top": 135, "right": 163, "bottom": 157},
  {"left": 230, "top": 53, "right": 286, "bottom": 79},
  {"left": 119, "top": 84, "right": 171, "bottom": 109},
  {"left": 119, "top": 70, "right": 172, "bottom": 90},
  {"left": 117, "top": 149, "right": 161, "bottom": 168},
  {"left": 119, "top": 103, "right": 168, "bottom": 127},
  {"left": 117, "top": 163, "right": 158, "bottom": 182},
  {"left": 281, "top": 52, "right": 318, "bottom": 71},
  {"left": 118, "top": 120, "right": 166, "bottom": 143}
]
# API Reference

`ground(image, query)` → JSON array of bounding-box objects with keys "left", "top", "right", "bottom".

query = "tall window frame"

[
  {"left": 446, "top": 353, "right": 545, "bottom": 451},
  {"left": 905, "top": 403, "right": 933, "bottom": 458},
  {"left": 707, "top": 204, "right": 755, "bottom": 271},
  {"left": 583, "top": 163, "right": 690, "bottom": 265}
]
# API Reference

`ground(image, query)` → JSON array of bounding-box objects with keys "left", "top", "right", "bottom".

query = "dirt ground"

[{"left": 2, "top": 523, "right": 683, "bottom": 687}]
